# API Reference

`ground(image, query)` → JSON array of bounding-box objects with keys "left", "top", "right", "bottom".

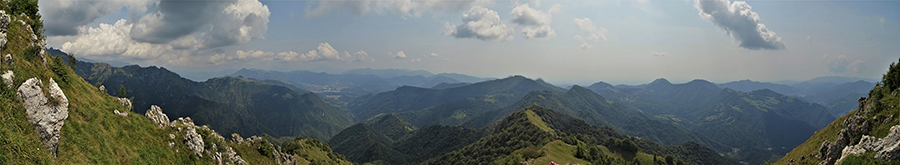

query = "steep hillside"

[
  {"left": 0, "top": 4, "right": 351, "bottom": 164},
  {"left": 65, "top": 59, "right": 353, "bottom": 140},
  {"left": 328, "top": 117, "right": 480, "bottom": 165},
  {"left": 776, "top": 58, "right": 900, "bottom": 165},
  {"left": 424, "top": 106, "right": 737, "bottom": 165}
]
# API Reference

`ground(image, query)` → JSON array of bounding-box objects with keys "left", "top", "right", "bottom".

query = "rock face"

[
  {"left": 144, "top": 105, "right": 169, "bottom": 127},
  {"left": 225, "top": 147, "right": 249, "bottom": 165},
  {"left": 837, "top": 125, "right": 900, "bottom": 163},
  {"left": 98, "top": 85, "right": 106, "bottom": 93},
  {"left": 16, "top": 78, "right": 69, "bottom": 156},
  {"left": 3, "top": 54, "right": 11, "bottom": 66},
  {"left": 117, "top": 98, "right": 132, "bottom": 111},
  {"left": 818, "top": 97, "right": 874, "bottom": 165},
  {"left": 113, "top": 109, "right": 128, "bottom": 117},
  {"left": 2, "top": 70, "right": 12, "bottom": 88},
  {"left": 0, "top": 10, "right": 9, "bottom": 51},
  {"left": 184, "top": 127, "right": 204, "bottom": 157}
]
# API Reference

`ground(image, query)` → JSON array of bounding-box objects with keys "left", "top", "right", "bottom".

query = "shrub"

[{"left": 883, "top": 58, "right": 900, "bottom": 91}]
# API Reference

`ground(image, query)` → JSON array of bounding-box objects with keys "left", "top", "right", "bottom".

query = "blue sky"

[{"left": 40, "top": 0, "right": 900, "bottom": 85}]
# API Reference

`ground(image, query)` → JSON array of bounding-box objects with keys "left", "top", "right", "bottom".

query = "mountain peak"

[{"left": 649, "top": 78, "right": 672, "bottom": 86}]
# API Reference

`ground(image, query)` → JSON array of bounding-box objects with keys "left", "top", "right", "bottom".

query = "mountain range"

[
  {"left": 588, "top": 78, "right": 836, "bottom": 164},
  {"left": 47, "top": 51, "right": 353, "bottom": 140}
]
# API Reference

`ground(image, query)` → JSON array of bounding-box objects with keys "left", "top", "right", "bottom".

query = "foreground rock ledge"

[{"left": 16, "top": 77, "right": 69, "bottom": 156}]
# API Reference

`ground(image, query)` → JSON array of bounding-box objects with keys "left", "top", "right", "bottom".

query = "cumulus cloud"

[
  {"left": 821, "top": 54, "right": 864, "bottom": 73},
  {"left": 573, "top": 18, "right": 607, "bottom": 48},
  {"left": 208, "top": 43, "right": 368, "bottom": 65},
  {"left": 443, "top": 6, "right": 514, "bottom": 41},
  {"left": 394, "top": 51, "right": 407, "bottom": 59},
  {"left": 694, "top": 0, "right": 784, "bottom": 50},
  {"left": 130, "top": 0, "right": 270, "bottom": 48},
  {"left": 304, "top": 0, "right": 492, "bottom": 17},
  {"left": 511, "top": 4, "right": 551, "bottom": 26},
  {"left": 58, "top": 0, "right": 273, "bottom": 67},
  {"left": 39, "top": 0, "right": 157, "bottom": 36},
  {"left": 60, "top": 19, "right": 172, "bottom": 60},
  {"left": 522, "top": 25, "right": 556, "bottom": 39},
  {"left": 511, "top": 4, "right": 557, "bottom": 39},
  {"left": 429, "top": 53, "right": 439, "bottom": 57},
  {"left": 573, "top": 18, "right": 606, "bottom": 41},
  {"left": 651, "top": 52, "right": 666, "bottom": 57}
]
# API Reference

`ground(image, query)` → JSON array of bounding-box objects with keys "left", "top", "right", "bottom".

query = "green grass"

[
  {"left": 776, "top": 82, "right": 900, "bottom": 165},
  {"left": 497, "top": 140, "right": 665, "bottom": 165},
  {"left": 524, "top": 109, "right": 554, "bottom": 133}
]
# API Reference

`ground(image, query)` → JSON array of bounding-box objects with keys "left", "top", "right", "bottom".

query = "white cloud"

[
  {"left": 443, "top": 6, "right": 514, "bottom": 41},
  {"left": 511, "top": 4, "right": 551, "bottom": 26},
  {"left": 511, "top": 4, "right": 557, "bottom": 39},
  {"left": 429, "top": 53, "right": 439, "bottom": 57},
  {"left": 573, "top": 18, "right": 607, "bottom": 48},
  {"left": 522, "top": 25, "right": 556, "bottom": 39},
  {"left": 39, "top": 0, "right": 157, "bottom": 36},
  {"left": 573, "top": 18, "right": 607, "bottom": 41},
  {"left": 651, "top": 52, "right": 666, "bottom": 57},
  {"left": 304, "top": 0, "right": 493, "bottom": 17},
  {"left": 579, "top": 43, "right": 593, "bottom": 49},
  {"left": 694, "top": 0, "right": 784, "bottom": 50},
  {"left": 130, "top": 0, "right": 270, "bottom": 49},
  {"left": 207, "top": 43, "right": 367, "bottom": 65},
  {"left": 821, "top": 54, "right": 864, "bottom": 73},
  {"left": 60, "top": 19, "right": 172, "bottom": 60},
  {"left": 394, "top": 51, "right": 407, "bottom": 59}
]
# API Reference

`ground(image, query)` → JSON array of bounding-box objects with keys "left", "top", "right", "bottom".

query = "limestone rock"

[
  {"left": 225, "top": 147, "right": 248, "bottom": 165},
  {"left": 231, "top": 133, "right": 244, "bottom": 144},
  {"left": 818, "top": 98, "right": 872, "bottom": 165},
  {"left": 117, "top": 98, "right": 132, "bottom": 111},
  {"left": 113, "top": 109, "right": 128, "bottom": 117},
  {"left": 0, "top": 10, "right": 10, "bottom": 31},
  {"left": 836, "top": 125, "right": 900, "bottom": 163},
  {"left": 16, "top": 78, "right": 69, "bottom": 156},
  {"left": 144, "top": 105, "right": 169, "bottom": 127},
  {"left": 184, "top": 127, "right": 204, "bottom": 157},
  {"left": 2, "top": 70, "right": 13, "bottom": 88},
  {"left": 98, "top": 85, "right": 105, "bottom": 93},
  {"left": 3, "top": 54, "right": 12, "bottom": 66}
]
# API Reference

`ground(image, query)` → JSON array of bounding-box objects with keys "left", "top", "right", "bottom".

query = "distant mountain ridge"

[
  {"left": 61, "top": 55, "right": 353, "bottom": 140},
  {"left": 587, "top": 78, "right": 836, "bottom": 164}
]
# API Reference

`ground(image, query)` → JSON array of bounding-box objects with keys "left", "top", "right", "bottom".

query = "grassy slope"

[
  {"left": 0, "top": 8, "right": 351, "bottom": 164},
  {"left": 775, "top": 79, "right": 900, "bottom": 164},
  {"left": 497, "top": 140, "right": 665, "bottom": 165}
]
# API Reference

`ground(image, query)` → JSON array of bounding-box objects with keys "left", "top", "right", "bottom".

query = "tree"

[
  {"left": 118, "top": 85, "right": 127, "bottom": 98},
  {"left": 665, "top": 154, "right": 674, "bottom": 165},
  {"left": 884, "top": 58, "right": 900, "bottom": 91},
  {"left": 67, "top": 54, "right": 77, "bottom": 69}
]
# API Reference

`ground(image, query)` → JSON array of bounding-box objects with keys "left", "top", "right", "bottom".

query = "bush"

[
  {"left": 8, "top": 0, "right": 42, "bottom": 38},
  {"left": 883, "top": 58, "right": 900, "bottom": 91}
]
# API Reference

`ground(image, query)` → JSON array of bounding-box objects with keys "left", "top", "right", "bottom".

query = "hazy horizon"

[{"left": 41, "top": 0, "right": 899, "bottom": 86}]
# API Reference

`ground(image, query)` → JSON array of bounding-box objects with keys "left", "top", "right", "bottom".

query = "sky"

[{"left": 40, "top": 0, "right": 900, "bottom": 85}]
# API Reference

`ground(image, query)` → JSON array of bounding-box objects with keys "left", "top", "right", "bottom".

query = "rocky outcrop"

[
  {"left": 113, "top": 109, "right": 128, "bottom": 117},
  {"left": 184, "top": 127, "right": 204, "bottom": 157},
  {"left": 144, "top": 105, "right": 169, "bottom": 127},
  {"left": 231, "top": 133, "right": 244, "bottom": 144},
  {"left": 16, "top": 77, "right": 69, "bottom": 156},
  {"left": 2, "top": 70, "right": 12, "bottom": 88},
  {"left": 0, "top": 10, "right": 9, "bottom": 51},
  {"left": 117, "top": 98, "right": 132, "bottom": 111},
  {"left": 836, "top": 125, "right": 900, "bottom": 164},
  {"left": 98, "top": 85, "right": 106, "bottom": 93},
  {"left": 818, "top": 97, "right": 874, "bottom": 165},
  {"left": 224, "top": 147, "right": 249, "bottom": 165},
  {"left": 3, "top": 54, "right": 12, "bottom": 66}
]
